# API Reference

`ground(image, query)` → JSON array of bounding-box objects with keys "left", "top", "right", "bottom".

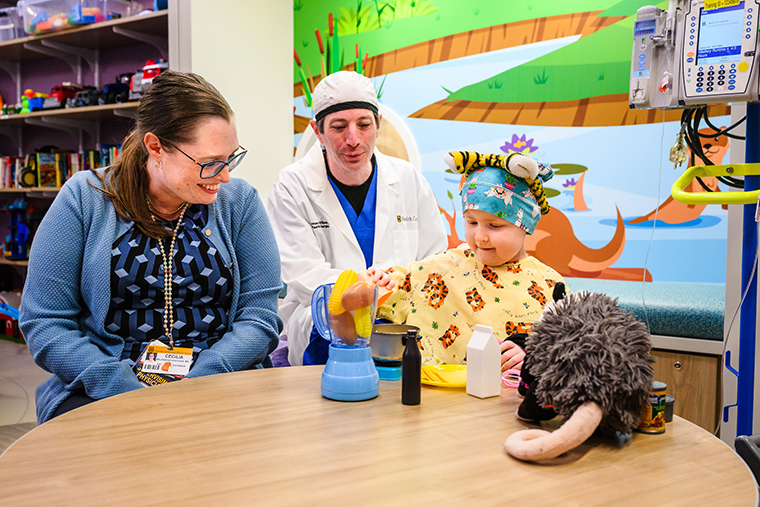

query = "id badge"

[{"left": 135, "top": 339, "right": 194, "bottom": 386}]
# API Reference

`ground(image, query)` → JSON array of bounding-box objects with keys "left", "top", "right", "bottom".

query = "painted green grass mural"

[
  {"left": 445, "top": 0, "right": 668, "bottom": 103},
  {"left": 600, "top": 0, "right": 664, "bottom": 16},
  {"left": 337, "top": 2, "right": 381, "bottom": 35},
  {"left": 294, "top": 0, "right": 625, "bottom": 82},
  {"left": 336, "top": 0, "right": 438, "bottom": 35},
  {"left": 448, "top": 17, "right": 635, "bottom": 103}
]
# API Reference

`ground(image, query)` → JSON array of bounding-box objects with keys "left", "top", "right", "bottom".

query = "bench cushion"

[{"left": 565, "top": 278, "right": 724, "bottom": 341}]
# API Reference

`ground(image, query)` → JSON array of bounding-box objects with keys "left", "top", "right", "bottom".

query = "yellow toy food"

[
  {"left": 328, "top": 269, "right": 376, "bottom": 344},
  {"left": 329, "top": 269, "right": 358, "bottom": 315},
  {"left": 353, "top": 305, "right": 373, "bottom": 339}
]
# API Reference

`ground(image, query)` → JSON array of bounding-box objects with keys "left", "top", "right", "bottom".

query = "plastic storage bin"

[
  {"left": 103, "top": 0, "right": 147, "bottom": 18},
  {"left": 18, "top": 0, "right": 132, "bottom": 35},
  {"left": 0, "top": 6, "right": 24, "bottom": 42},
  {"left": 124, "top": 0, "right": 154, "bottom": 16}
]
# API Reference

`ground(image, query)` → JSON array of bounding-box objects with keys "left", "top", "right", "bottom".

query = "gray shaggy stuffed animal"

[{"left": 504, "top": 291, "right": 655, "bottom": 462}]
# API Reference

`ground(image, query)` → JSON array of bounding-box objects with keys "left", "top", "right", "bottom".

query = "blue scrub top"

[{"left": 328, "top": 160, "right": 378, "bottom": 269}]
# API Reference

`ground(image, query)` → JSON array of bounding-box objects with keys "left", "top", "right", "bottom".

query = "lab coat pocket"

[{"left": 392, "top": 229, "right": 420, "bottom": 264}]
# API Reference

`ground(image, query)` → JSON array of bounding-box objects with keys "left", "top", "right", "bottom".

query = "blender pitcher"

[{"left": 312, "top": 282, "right": 380, "bottom": 401}]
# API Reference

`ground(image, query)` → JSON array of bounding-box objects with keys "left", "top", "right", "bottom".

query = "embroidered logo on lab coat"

[{"left": 310, "top": 221, "right": 330, "bottom": 229}]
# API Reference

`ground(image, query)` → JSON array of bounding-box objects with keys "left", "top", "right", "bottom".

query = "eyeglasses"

[{"left": 172, "top": 144, "right": 247, "bottom": 179}]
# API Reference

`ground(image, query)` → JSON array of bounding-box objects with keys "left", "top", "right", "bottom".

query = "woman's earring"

[{"left": 156, "top": 160, "right": 162, "bottom": 170}]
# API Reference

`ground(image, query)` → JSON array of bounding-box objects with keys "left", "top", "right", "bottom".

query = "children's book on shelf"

[
  {"left": 35, "top": 152, "right": 59, "bottom": 187},
  {"left": 0, "top": 144, "right": 120, "bottom": 189},
  {"left": 100, "top": 144, "right": 120, "bottom": 168},
  {"left": 0, "top": 157, "right": 22, "bottom": 188},
  {"left": 83, "top": 150, "right": 101, "bottom": 172}
]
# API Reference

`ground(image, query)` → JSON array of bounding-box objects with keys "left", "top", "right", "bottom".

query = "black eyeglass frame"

[{"left": 171, "top": 144, "right": 247, "bottom": 179}]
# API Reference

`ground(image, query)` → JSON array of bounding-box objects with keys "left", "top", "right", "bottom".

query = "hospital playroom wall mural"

[{"left": 292, "top": 0, "right": 732, "bottom": 285}]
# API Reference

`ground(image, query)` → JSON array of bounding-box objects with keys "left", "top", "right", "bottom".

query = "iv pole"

[
  {"left": 642, "top": 0, "right": 760, "bottom": 438},
  {"left": 672, "top": 107, "right": 760, "bottom": 437},
  {"left": 737, "top": 103, "right": 759, "bottom": 437}
]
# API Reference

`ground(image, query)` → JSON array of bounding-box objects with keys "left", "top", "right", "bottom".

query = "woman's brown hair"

[{"left": 93, "top": 71, "right": 234, "bottom": 238}]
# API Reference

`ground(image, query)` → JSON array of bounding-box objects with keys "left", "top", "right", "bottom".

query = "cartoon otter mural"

[{"left": 630, "top": 127, "right": 729, "bottom": 225}]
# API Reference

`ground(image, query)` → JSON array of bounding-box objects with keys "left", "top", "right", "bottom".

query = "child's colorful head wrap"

[{"left": 444, "top": 151, "right": 554, "bottom": 235}]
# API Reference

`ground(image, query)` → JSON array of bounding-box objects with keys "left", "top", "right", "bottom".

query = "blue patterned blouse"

[{"left": 106, "top": 205, "right": 232, "bottom": 361}]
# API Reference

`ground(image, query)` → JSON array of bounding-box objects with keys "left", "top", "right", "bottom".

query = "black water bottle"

[{"left": 402, "top": 329, "right": 421, "bottom": 405}]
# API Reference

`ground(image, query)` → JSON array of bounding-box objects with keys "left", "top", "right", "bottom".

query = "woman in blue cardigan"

[{"left": 20, "top": 71, "right": 283, "bottom": 423}]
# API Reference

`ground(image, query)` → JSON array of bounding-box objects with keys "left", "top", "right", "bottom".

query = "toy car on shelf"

[
  {"left": 0, "top": 302, "right": 23, "bottom": 341},
  {"left": 65, "top": 86, "right": 99, "bottom": 108},
  {"left": 20, "top": 89, "right": 48, "bottom": 113},
  {"left": 0, "top": 104, "right": 21, "bottom": 115},
  {"left": 43, "top": 82, "right": 85, "bottom": 109},
  {"left": 129, "top": 59, "right": 168, "bottom": 100},
  {"left": 99, "top": 72, "right": 133, "bottom": 105}
]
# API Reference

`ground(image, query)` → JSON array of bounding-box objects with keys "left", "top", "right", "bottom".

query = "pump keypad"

[{"left": 682, "top": 2, "right": 758, "bottom": 103}]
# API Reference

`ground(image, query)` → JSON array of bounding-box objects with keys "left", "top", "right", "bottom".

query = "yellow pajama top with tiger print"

[{"left": 377, "top": 243, "right": 566, "bottom": 366}]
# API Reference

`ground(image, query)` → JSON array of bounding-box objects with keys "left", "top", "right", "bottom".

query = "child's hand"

[
  {"left": 500, "top": 340, "right": 525, "bottom": 371},
  {"left": 365, "top": 267, "right": 396, "bottom": 290}
]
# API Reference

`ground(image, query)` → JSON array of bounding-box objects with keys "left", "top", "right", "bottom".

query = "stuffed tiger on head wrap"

[{"left": 444, "top": 150, "right": 552, "bottom": 216}]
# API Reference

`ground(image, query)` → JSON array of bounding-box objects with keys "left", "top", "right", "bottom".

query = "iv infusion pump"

[{"left": 630, "top": 0, "right": 759, "bottom": 109}]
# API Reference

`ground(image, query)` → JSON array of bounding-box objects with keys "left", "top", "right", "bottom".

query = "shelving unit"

[
  {"left": 0, "top": 258, "right": 30, "bottom": 267},
  {"left": 0, "top": 10, "right": 167, "bottom": 81},
  {"left": 1, "top": 99, "right": 138, "bottom": 123},
  {"left": 0, "top": 8, "right": 169, "bottom": 293},
  {"left": 0, "top": 10, "right": 167, "bottom": 155},
  {"left": 0, "top": 187, "right": 60, "bottom": 194}
]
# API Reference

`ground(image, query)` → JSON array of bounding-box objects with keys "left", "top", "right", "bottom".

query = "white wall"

[{"left": 171, "top": 0, "right": 293, "bottom": 202}]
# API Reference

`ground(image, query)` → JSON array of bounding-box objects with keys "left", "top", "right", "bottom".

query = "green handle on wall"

[{"left": 671, "top": 163, "right": 760, "bottom": 204}]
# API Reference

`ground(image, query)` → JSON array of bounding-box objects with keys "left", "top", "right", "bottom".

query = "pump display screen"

[
  {"left": 634, "top": 18, "right": 656, "bottom": 37},
  {"left": 697, "top": 2, "right": 745, "bottom": 64}
]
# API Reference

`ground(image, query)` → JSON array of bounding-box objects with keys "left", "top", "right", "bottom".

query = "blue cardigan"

[{"left": 20, "top": 170, "right": 283, "bottom": 423}]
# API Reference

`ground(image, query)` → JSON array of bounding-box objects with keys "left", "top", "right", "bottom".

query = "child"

[{"left": 369, "top": 151, "right": 566, "bottom": 371}]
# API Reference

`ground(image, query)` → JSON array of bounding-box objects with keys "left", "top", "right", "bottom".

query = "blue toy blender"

[{"left": 311, "top": 283, "right": 380, "bottom": 401}]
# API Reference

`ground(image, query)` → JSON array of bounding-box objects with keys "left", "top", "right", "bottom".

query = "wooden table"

[{"left": 0, "top": 366, "right": 756, "bottom": 506}]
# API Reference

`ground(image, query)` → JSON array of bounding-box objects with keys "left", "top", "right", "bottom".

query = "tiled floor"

[{"left": 0, "top": 339, "right": 49, "bottom": 425}]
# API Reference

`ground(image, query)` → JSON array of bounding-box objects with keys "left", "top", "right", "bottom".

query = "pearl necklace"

[{"left": 155, "top": 203, "right": 188, "bottom": 348}]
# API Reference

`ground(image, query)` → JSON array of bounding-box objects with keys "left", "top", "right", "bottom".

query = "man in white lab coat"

[{"left": 267, "top": 71, "right": 447, "bottom": 366}]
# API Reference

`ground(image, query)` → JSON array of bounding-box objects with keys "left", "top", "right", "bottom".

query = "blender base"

[{"left": 321, "top": 344, "right": 379, "bottom": 401}]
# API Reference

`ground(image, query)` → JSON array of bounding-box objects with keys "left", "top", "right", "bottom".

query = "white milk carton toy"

[{"left": 466, "top": 324, "right": 501, "bottom": 398}]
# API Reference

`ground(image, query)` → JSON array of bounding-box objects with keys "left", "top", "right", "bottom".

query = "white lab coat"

[{"left": 267, "top": 144, "right": 448, "bottom": 365}]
